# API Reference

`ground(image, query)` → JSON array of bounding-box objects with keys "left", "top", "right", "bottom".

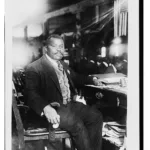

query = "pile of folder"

[{"left": 102, "top": 121, "right": 126, "bottom": 147}]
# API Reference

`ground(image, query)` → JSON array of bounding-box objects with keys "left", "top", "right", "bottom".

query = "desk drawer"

[
  {"left": 83, "top": 86, "right": 127, "bottom": 108},
  {"left": 83, "top": 86, "right": 118, "bottom": 106}
]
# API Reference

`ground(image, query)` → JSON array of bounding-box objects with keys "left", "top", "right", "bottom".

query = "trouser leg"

[
  {"left": 80, "top": 106, "right": 103, "bottom": 150},
  {"left": 25, "top": 140, "right": 45, "bottom": 150},
  {"left": 69, "top": 101, "right": 103, "bottom": 150},
  {"left": 57, "top": 104, "right": 93, "bottom": 150}
]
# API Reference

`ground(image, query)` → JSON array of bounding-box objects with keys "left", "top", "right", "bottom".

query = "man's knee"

[
  {"left": 97, "top": 111, "right": 103, "bottom": 122},
  {"left": 68, "top": 115, "right": 84, "bottom": 130},
  {"left": 91, "top": 109, "right": 103, "bottom": 125},
  {"left": 59, "top": 111, "right": 84, "bottom": 132}
]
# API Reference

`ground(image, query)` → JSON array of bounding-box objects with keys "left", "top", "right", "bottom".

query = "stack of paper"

[
  {"left": 102, "top": 122, "right": 126, "bottom": 147},
  {"left": 103, "top": 136, "right": 124, "bottom": 147},
  {"left": 92, "top": 73, "right": 126, "bottom": 84}
]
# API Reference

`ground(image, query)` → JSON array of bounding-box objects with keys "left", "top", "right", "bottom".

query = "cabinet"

[{"left": 83, "top": 85, "right": 127, "bottom": 150}]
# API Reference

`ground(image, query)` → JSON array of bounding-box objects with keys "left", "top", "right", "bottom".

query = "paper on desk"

[
  {"left": 91, "top": 73, "right": 126, "bottom": 79},
  {"left": 102, "top": 122, "right": 125, "bottom": 146},
  {"left": 92, "top": 73, "right": 126, "bottom": 84},
  {"left": 98, "top": 77, "right": 125, "bottom": 84},
  {"left": 103, "top": 127, "right": 125, "bottom": 138},
  {"left": 109, "top": 126, "right": 126, "bottom": 133},
  {"left": 74, "top": 95, "right": 87, "bottom": 105},
  {"left": 104, "top": 121, "right": 126, "bottom": 126},
  {"left": 102, "top": 122, "right": 126, "bottom": 138},
  {"left": 103, "top": 136, "right": 124, "bottom": 147}
]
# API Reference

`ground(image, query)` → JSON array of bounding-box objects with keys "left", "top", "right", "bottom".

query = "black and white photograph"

[{"left": 4, "top": 0, "right": 140, "bottom": 150}]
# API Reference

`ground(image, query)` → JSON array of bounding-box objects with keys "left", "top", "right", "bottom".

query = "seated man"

[{"left": 25, "top": 34, "right": 103, "bottom": 150}]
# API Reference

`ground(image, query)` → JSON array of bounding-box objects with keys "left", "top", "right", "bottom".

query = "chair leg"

[
  {"left": 62, "top": 138, "right": 66, "bottom": 150},
  {"left": 68, "top": 138, "right": 75, "bottom": 150}
]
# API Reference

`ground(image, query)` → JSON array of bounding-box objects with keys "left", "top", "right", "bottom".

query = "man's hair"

[{"left": 45, "top": 34, "right": 63, "bottom": 46}]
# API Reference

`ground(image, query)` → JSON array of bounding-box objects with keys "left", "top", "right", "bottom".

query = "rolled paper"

[
  {"left": 124, "top": 12, "right": 127, "bottom": 35},
  {"left": 121, "top": 12, "right": 122, "bottom": 35},
  {"left": 114, "top": 1, "right": 117, "bottom": 37},
  {"left": 123, "top": 12, "right": 125, "bottom": 35},
  {"left": 116, "top": 0, "right": 119, "bottom": 36},
  {"left": 122, "top": 12, "right": 124, "bottom": 35},
  {"left": 119, "top": 13, "right": 122, "bottom": 36},
  {"left": 124, "top": 12, "right": 126, "bottom": 35}
]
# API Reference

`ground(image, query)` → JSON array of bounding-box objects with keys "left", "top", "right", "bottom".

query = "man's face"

[{"left": 47, "top": 37, "right": 65, "bottom": 60}]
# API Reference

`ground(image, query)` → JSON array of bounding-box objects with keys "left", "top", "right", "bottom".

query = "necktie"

[
  {"left": 57, "top": 61, "right": 64, "bottom": 72},
  {"left": 56, "top": 61, "right": 70, "bottom": 104}
]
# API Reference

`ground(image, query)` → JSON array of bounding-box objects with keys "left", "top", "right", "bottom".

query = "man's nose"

[
  {"left": 58, "top": 48, "right": 64, "bottom": 52},
  {"left": 57, "top": 47, "right": 62, "bottom": 50},
  {"left": 57, "top": 48, "right": 62, "bottom": 52},
  {"left": 57, "top": 48, "right": 64, "bottom": 54}
]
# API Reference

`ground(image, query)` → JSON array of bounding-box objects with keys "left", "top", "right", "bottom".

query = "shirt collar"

[{"left": 45, "top": 54, "right": 58, "bottom": 68}]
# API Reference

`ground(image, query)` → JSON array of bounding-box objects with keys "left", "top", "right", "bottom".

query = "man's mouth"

[
  {"left": 55, "top": 52, "right": 63, "bottom": 57},
  {"left": 58, "top": 51, "right": 65, "bottom": 55}
]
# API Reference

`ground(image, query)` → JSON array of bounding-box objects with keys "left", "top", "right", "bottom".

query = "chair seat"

[
  {"left": 24, "top": 127, "right": 71, "bottom": 142},
  {"left": 12, "top": 76, "right": 75, "bottom": 150},
  {"left": 24, "top": 127, "right": 69, "bottom": 136},
  {"left": 18, "top": 105, "right": 71, "bottom": 140}
]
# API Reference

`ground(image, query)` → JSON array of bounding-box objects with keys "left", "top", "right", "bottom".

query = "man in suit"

[{"left": 25, "top": 34, "right": 103, "bottom": 150}]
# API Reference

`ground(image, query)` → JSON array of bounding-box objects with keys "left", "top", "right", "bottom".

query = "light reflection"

[
  {"left": 109, "top": 37, "right": 127, "bottom": 57},
  {"left": 12, "top": 0, "right": 49, "bottom": 27},
  {"left": 101, "top": 47, "right": 106, "bottom": 58},
  {"left": 12, "top": 39, "right": 41, "bottom": 69}
]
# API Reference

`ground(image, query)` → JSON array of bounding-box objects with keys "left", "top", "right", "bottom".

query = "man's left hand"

[{"left": 92, "top": 77, "right": 103, "bottom": 86}]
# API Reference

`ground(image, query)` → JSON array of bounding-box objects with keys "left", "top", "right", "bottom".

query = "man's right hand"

[{"left": 43, "top": 105, "right": 60, "bottom": 124}]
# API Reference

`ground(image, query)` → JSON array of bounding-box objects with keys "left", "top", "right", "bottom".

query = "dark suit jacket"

[{"left": 25, "top": 55, "right": 93, "bottom": 115}]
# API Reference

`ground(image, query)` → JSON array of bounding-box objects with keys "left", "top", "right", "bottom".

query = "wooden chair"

[{"left": 12, "top": 69, "right": 75, "bottom": 150}]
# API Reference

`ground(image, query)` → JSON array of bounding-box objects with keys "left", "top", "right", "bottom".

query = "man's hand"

[
  {"left": 93, "top": 77, "right": 103, "bottom": 86},
  {"left": 43, "top": 105, "right": 60, "bottom": 124}
]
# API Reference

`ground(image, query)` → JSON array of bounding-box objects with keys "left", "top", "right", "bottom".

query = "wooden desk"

[
  {"left": 84, "top": 84, "right": 127, "bottom": 109},
  {"left": 85, "top": 74, "right": 127, "bottom": 149},
  {"left": 88, "top": 73, "right": 127, "bottom": 95},
  {"left": 85, "top": 84, "right": 127, "bottom": 95}
]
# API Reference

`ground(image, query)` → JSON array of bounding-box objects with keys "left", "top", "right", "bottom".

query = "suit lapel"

[
  {"left": 41, "top": 55, "right": 62, "bottom": 95},
  {"left": 61, "top": 61, "right": 78, "bottom": 95}
]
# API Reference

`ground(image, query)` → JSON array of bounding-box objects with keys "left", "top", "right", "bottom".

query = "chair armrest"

[
  {"left": 12, "top": 93, "right": 25, "bottom": 149},
  {"left": 24, "top": 128, "right": 49, "bottom": 136}
]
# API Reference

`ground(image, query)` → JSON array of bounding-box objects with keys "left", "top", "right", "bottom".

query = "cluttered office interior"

[{"left": 12, "top": 0, "right": 128, "bottom": 150}]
